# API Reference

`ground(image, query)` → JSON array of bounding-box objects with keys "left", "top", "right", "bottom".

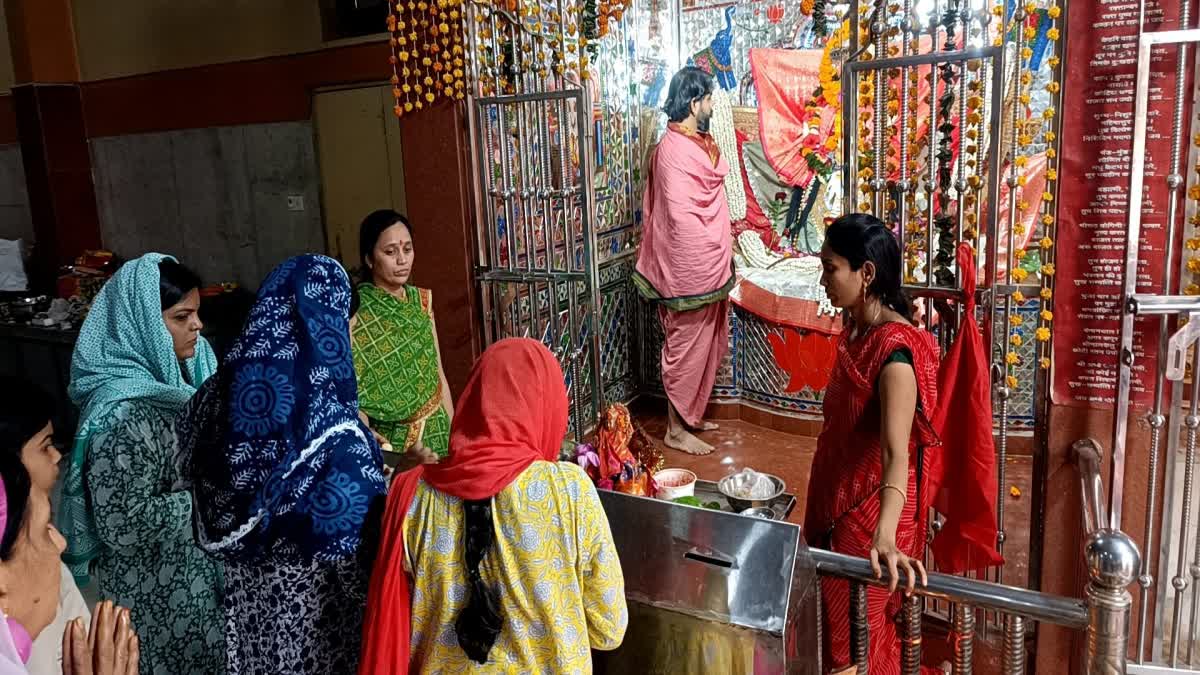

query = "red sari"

[{"left": 804, "top": 321, "right": 942, "bottom": 675}]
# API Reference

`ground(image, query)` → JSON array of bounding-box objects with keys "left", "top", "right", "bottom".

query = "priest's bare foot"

[
  {"left": 690, "top": 420, "right": 719, "bottom": 432},
  {"left": 665, "top": 429, "right": 714, "bottom": 455}
]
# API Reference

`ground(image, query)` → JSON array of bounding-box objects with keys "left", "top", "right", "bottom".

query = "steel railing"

[{"left": 810, "top": 438, "right": 1141, "bottom": 674}]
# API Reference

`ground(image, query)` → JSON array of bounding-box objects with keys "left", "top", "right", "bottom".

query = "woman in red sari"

[{"left": 804, "top": 213, "right": 944, "bottom": 674}]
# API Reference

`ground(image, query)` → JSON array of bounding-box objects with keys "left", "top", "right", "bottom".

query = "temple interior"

[{"left": 0, "top": 0, "right": 1197, "bottom": 673}]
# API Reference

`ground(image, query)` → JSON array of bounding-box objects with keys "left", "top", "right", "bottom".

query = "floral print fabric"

[
  {"left": 87, "top": 401, "right": 224, "bottom": 675},
  {"left": 404, "top": 461, "right": 627, "bottom": 673},
  {"left": 222, "top": 555, "right": 371, "bottom": 674},
  {"left": 62, "top": 252, "right": 217, "bottom": 584},
  {"left": 178, "top": 255, "right": 387, "bottom": 565}
]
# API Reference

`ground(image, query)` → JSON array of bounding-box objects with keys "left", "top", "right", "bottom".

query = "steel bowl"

[
  {"left": 718, "top": 472, "right": 786, "bottom": 513},
  {"left": 739, "top": 506, "right": 776, "bottom": 520}
]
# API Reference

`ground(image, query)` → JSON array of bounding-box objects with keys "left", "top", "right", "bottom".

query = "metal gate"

[
  {"left": 1103, "top": 26, "right": 1200, "bottom": 673},
  {"left": 462, "top": 3, "right": 605, "bottom": 439},
  {"left": 839, "top": 0, "right": 1051, "bottom": 570}
]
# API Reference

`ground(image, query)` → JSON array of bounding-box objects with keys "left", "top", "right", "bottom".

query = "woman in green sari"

[{"left": 352, "top": 210, "right": 454, "bottom": 461}]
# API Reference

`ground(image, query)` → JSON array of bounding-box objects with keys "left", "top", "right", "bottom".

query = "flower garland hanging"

[
  {"left": 582, "top": 0, "right": 631, "bottom": 48},
  {"left": 854, "top": 2, "right": 877, "bottom": 212},
  {"left": 1002, "top": 1, "right": 1063, "bottom": 387},
  {"left": 931, "top": 1, "right": 960, "bottom": 288},
  {"left": 903, "top": 35, "right": 929, "bottom": 283},
  {"left": 1186, "top": 131, "right": 1200, "bottom": 296},
  {"left": 468, "top": 0, "right": 600, "bottom": 94},
  {"left": 796, "top": 19, "right": 850, "bottom": 184},
  {"left": 960, "top": 62, "right": 985, "bottom": 249},
  {"left": 388, "top": 0, "right": 468, "bottom": 117}
]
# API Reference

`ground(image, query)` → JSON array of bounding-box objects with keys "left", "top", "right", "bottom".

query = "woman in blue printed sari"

[{"left": 176, "top": 255, "right": 387, "bottom": 675}]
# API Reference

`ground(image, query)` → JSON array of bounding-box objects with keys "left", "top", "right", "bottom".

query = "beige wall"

[
  {"left": 0, "top": 2, "right": 16, "bottom": 93},
  {"left": 71, "top": 0, "right": 331, "bottom": 81}
]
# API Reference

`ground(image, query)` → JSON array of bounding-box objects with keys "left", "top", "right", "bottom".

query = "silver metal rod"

[
  {"left": 843, "top": 0, "right": 861, "bottom": 212},
  {"left": 472, "top": 102, "right": 497, "bottom": 271},
  {"left": 1171, "top": 344, "right": 1200, "bottom": 667},
  {"left": 539, "top": 99, "right": 555, "bottom": 276},
  {"left": 1074, "top": 438, "right": 1110, "bottom": 535},
  {"left": 850, "top": 582, "right": 870, "bottom": 674},
  {"left": 872, "top": 1, "right": 887, "bottom": 218},
  {"left": 846, "top": 45, "right": 1001, "bottom": 72},
  {"left": 926, "top": 0, "right": 941, "bottom": 287},
  {"left": 577, "top": 82, "right": 604, "bottom": 433},
  {"left": 993, "top": 1, "right": 1027, "bottom": 579},
  {"left": 517, "top": 101, "right": 535, "bottom": 275},
  {"left": 1002, "top": 614, "right": 1026, "bottom": 675},
  {"left": 1112, "top": 30, "right": 1172, "bottom": 531},
  {"left": 1084, "top": 530, "right": 1141, "bottom": 674},
  {"left": 810, "top": 548, "right": 1089, "bottom": 627},
  {"left": 997, "top": 18, "right": 1020, "bottom": 555},
  {"left": 478, "top": 269, "right": 588, "bottom": 283},
  {"left": 475, "top": 89, "right": 582, "bottom": 105},
  {"left": 1141, "top": 0, "right": 1192, "bottom": 653},
  {"left": 897, "top": 0, "right": 913, "bottom": 251},
  {"left": 952, "top": 603, "right": 976, "bottom": 675},
  {"left": 901, "top": 595, "right": 922, "bottom": 675},
  {"left": 1128, "top": 294, "right": 1200, "bottom": 315},
  {"left": 983, "top": 16, "right": 1006, "bottom": 384}
]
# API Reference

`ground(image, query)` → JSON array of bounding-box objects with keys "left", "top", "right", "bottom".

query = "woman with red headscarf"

[{"left": 360, "top": 338, "right": 627, "bottom": 673}]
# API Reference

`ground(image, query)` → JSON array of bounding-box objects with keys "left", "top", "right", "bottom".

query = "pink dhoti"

[
  {"left": 635, "top": 124, "right": 734, "bottom": 427},
  {"left": 659, "top": 300, "right": 729, "bottom": 426}
]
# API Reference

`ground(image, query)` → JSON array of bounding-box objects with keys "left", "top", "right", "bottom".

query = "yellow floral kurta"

[{"left": 404, "top": 461, "right": 627, "bottom": 673}]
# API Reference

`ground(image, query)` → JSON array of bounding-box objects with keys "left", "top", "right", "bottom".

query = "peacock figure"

[{"left": 688, "top": 5, "right": 738, "bottom": 90}]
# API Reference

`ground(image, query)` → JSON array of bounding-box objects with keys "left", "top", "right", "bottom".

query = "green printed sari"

[{"left": 352, "top": 283, "right": 450, "bottom": 457}]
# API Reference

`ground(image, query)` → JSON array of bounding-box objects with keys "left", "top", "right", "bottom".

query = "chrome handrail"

[
  {"left": 1073, "top": 437, "right": 1143, "bottom": 674},
  {"left": 1074, "top": 438, "right": 1109, "bottom": 535},
  {"left": 808, "top": 435, "right": 1142, "bottom": 675},
  {"left": 811, "top": 548, "right": 1088, "bottom": 628}
]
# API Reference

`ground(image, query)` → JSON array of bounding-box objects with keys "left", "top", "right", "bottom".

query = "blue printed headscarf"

[
  {"left": 177, "top": 255, "right": 386, "bottom": 564},
  {"left": 60, "top": 253, "right": 217, "bottom": 583}
]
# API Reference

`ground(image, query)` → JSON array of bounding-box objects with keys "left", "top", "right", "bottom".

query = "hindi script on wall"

[{"left": 1051, "top": 0, "right": 1193, "bottom": 408}]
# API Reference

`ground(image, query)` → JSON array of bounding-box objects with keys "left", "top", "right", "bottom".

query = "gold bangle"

[{"left": 880, "top": 483, "right": 907, "bottom": 505}]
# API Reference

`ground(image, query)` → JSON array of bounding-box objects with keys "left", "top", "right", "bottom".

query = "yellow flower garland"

[
  {"left": 1187, "top": 131, "right": 1200, "bottom": 296},
  {"left": 1003, "top": 1, "right": 1062, "bottom": 389},
  {"left": 389, "top": 0, "right": 468, "bottom": 116}
]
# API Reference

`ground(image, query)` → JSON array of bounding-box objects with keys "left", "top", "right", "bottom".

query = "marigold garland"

[
  {"left": 799, "top": 19, "right": 851, "bottom": 184},
  {"left": 388, "top": 0, "right": 468, "bottom": 117},
  {"left": 1187, "top": 131, "right": 1200, "bottom": 297},
  {"left": 467, "top": 0, "right": 596, "bottom": 97},
  {"left": 931, "top": 2, "right": 960, "bottom": 288},
  {"left": 1002, "top": 1, "right": 1062, "bottom": 389}
]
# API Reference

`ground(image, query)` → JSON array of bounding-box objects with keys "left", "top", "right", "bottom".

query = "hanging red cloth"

[
  {"left": 930, "top": 243, "right": 1005, "bottom": 573},
  {"left": 358, "top": 338, "right": 569, "bottom": 674}
]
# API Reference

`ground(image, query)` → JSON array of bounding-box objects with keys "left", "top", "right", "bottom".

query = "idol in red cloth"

[{"left": 804, "top": 214, "right": 943, "bottom": 674}]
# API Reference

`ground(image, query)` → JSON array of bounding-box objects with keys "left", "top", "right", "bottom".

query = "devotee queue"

[{"left": 0, "top": 68, "right": 974, "bottom": 675}]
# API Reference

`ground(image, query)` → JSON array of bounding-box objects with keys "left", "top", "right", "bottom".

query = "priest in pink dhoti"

[{"left": 633, "top": 67, "right": 733, "bottom": 455}]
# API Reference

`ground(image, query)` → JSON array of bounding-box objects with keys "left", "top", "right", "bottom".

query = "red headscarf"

[{"left": 358, "top": 338, "right": 569, "bottom": 674}]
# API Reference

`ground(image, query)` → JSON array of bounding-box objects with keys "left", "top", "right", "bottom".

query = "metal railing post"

[{"left": 1083, "top": 530, "right": 1141, "bottom": 674}]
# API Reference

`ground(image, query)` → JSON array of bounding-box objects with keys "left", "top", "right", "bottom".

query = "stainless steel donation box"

[{"left": 593, "top": 489, "right": 821, "bottom": 674}]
